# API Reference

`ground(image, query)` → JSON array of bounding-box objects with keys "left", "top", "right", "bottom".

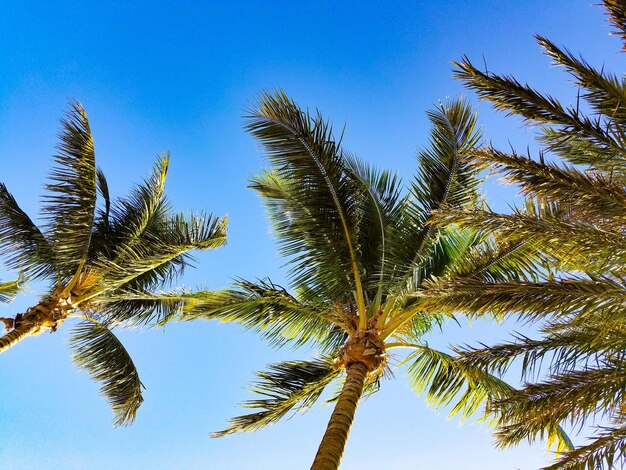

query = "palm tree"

[
  {"left": 0, "top": 101, "right": 227, "bottom": 426},
  {"left": 415, "top": 1, "right": 626, "bottom": 468},
  {"left": 176, "top": 91, "right": 569, "bottom": 469}
]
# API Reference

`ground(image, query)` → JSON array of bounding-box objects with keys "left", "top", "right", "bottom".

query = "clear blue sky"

[{"left": 0, "top": 1, "right": 621, "bottom": 469}]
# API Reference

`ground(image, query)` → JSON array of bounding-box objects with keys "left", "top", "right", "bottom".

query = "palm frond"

[
  {"left": 84, "top": 212, "right": 226, "bottom": 297},
  {"left": 453, "top": 57, "right": 622, "bottom": 153},
  {"left": 343, "top": 153, "right": 404, "bottom": 293},
  {"left": 605, "top": 0, "right": 626, "bottom": 51},
  {"left": 0, "top": 183, "right": 56, "bottom": 279},
  {"left": 212, "top": 357, "right": 340, "bottom": 436},
  {"left": 69, "top": 321, "right": 144, "bottom": 427},
  {"left": 420, "top": 276, "right": 626, "bottom": 323},
  {"left": 405, "top": 343, "right": 513, "bottom": 419},
  {"left": 494, "top": 363, "right": 626, "bottom": 449},
  {"left": 246, "top": 90, "right": 366, "bottom": 316},
  {"left": 43, "top": 100, "right": 97, "bottom": 279},
  {"left": 404, "top": 343, "right": 574, "bottom": 455},
  {"left": 95, "top": 287, "right": 201, "bottom": 326},
  {"left": 180, "top": 278, "right": 345, "bottom": 349},
  {"left": 472, "top": 147, "right": 626, "bottom": 222},
  {"left": 542, "top": 424, "right": 626, "bottom": 470},
  {"left": 389, "top": 98, "right": 483, "bottom": 287}
]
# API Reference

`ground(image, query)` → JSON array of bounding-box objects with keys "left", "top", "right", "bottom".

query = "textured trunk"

[
  {"left": 0, "top": 322, "right": 38, "bottom": 353},
  {"left": 310, "top": 361, "right": 368, "bottom": 470}
]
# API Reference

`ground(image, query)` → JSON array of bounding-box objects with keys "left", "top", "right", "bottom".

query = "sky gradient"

[{"left": 0, "top": 1, "right": 622, "bottom": 469}]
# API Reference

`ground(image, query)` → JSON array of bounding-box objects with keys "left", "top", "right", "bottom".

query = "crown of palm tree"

[
  {"left": 414, "top": 1, "right": 626, "bottom": 468},
  {"left": 174, "top": 91, "right": 570, "bottom": 469},
  {"left": 0, "top": 101, "right": 227, "bottom": 426}
]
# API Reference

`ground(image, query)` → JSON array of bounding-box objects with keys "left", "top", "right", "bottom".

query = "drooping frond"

[
  {"left": 69, "top": 321, "right": 144, "bottom": 427},
  {"left": 246, "top": 91, "right": 366, "bottom": 316},
  {"left": 405, "top": 343, "right": 513, "bottom": 418},
  {"left": 494, "top": 364, "right": 626, "bottom": 448},
  {"left": 0, "top": 183, "right": 55, "bottom": 279},
  {"left": 43, "top": 100, "right": 97, "bottom": 279},
  {"left": 180, "top": 278, "right": 346, "bottom": 349},
  {"left": 212, "top": 357, "right": 340, "bottom": 436},
  {"left": 404, "top": 344, "right": 574, "bottom": 455}
]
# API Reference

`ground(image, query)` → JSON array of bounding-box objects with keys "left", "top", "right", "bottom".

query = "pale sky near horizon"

[{"left": 0, "top": 1, "right": 622, "bottom": 469}]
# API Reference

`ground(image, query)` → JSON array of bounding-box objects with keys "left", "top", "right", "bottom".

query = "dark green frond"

[
  {"left": 69, "top": 321, "right": 144, "bottom": 427},
  {"left": 343, "top": 154, "right": 404, "bottom": 292},
  {"left": 246, "top": 90, "right": 365, "bottom": 312},
  {"left": 43, "top": 100, "right": 97, "bottom": 278},
  {"left": 213, "top": 357, "right": 340, "bottom": 436},
  {"left": 389, "top": 98, "right": 483, "bottom": 287},
  {"left": 453, "top": 57, "right": 621, "bottom": 153},
  {"left": 85, "top": 212, "right": 226, "bottom": 296},
  {"left": 180, "top": 278, "right": 345, "bottom": 349},
  {"left": 0, "top": 183, "right": 56, "bottom": 279},
  {"left": 96, "top": 288, "right": 200, "bottom": 326}
]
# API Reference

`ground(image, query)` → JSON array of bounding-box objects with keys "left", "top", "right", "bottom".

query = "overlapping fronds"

[
  {"left": 180, "top": 278, "right": 345, "bottom": 349},
  {"left": 96, "top": 288, "right": 200, "bottom": 327},
  {"left": 86, "top": 212, "right": 226, "bottom": 296},
  {"left": 0, "top": 100, "right": 226, "bottom": 428},
  {"left": 433, "top": 2, "right": 626, "bottom": 467},
  {"left": 542, "top": 424, "right": 626, "bottom": 470},
  {"left": 213, "top": 357, "right": 340, "bottom": 436},
  {"left": 246, "top": 91, "right": 365, "bottom": 313},
  {"left": 405, "top": 343, "right": 513, "bottom": 418},
  {"left": 387, "top": 98, "right": 483, "bottom": 289},
  {"left": 69, "top": 321, "right": 144, "bottom": 427},
  {"left": 42, "top": 100, "right": 97, "bottom": 279}
]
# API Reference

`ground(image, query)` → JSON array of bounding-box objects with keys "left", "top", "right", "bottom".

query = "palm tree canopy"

[
  {"left": 414, "top": 1, "right": 626, "bottom": 468},
  {"left": 175, "top": 91, "right": 570, "bottom": 467},
  {"left": 0, "top": 101, "right": 227, "bottom": 426}
]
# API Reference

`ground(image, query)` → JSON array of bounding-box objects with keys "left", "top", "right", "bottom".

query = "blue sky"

[{"left": 0, "top": 1, "right": 622, "bottom": 469}]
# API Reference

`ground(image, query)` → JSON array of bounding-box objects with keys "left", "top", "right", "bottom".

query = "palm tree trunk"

[
  {"left": 0, "top": 322, "right": 37, "bottom": 353},
  {"left": 310, "top": 361, "right": 369, "bottom": 470}
]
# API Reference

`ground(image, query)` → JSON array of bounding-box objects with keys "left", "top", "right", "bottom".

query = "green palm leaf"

[
  {"left": 43, "top": 100, "right": 97, "bottom": 281},
  {"left": 69, "top": 321, "right": 144, "bottom": 427},
  {"left": 0, "top": 183, "right": 55, "bottom": 279},
  {"left": 180, "top": 278, "right": 345, "bottom": 349},
  {"left": 246, "top": 91, "right": 367, "bottom": 319},
  {"left": 213, "top": 357, "right": 340, "bottom": 437}
]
